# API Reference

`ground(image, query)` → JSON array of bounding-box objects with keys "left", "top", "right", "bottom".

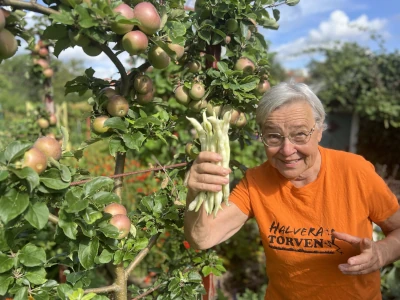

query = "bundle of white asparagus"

[{"left": 186, "top": 110, "right": 231, "bottom": 217}]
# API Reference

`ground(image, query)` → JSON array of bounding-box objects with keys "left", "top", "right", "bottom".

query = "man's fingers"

[
  {"left": 333, "top": 231, "right": 362, "bottom": 245},
  {"left": 194, "top": 162, "right": 230, "bottom": 177},
  {"left": 339, "top": 262, "right": 376, "bottom": 275}
]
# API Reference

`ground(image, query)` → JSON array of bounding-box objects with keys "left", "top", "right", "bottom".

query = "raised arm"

[{"left": 184, "top": 151, "right": 249, "bottom": 249}]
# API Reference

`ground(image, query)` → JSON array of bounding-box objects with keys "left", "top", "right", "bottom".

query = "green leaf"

[
  {"left": 78, "top": 238, "right": 99, "bottom": 269},
  {"left": 9, "top": 167, "right": 40, "bottom": 192},
  {"left": 60, "top": 165, "right": 72, "bottom": 182},
  {"left": 0, "top": 189, "right": 29, "bottom": 224},
  {"left": 287, "top": 0, "right": 300, "bottom": 6},
  {"left": 104, "top": 117, "right": 128, "bottom": 132},
  {"left": 65, "top": 189, "right": 88, "bottom": 213},
  {"left": 122, "top": 132, "right": 146, "bottom": 151},
  {"left": 273, "top": 9, "right": 280, "bottom": 21},
  {"left": 109, "top": 138, "right": 125, "bottom": 157},
  {"left": 43, "top": 24, "right": 68, "bottom": 39},
  {"left": 202, "top": 266, "right": 212, "bottom": 277},
  {"left": 92, "top": 191, "right": 120, "bottom": 206},
  {"left": 4, "top": 141, "right": 31, "bottom": 163},
  {"left": 49, "top": 11, "right": 74, "bottom": 25},
  {"left": 187, "top": 271, "right": 202, "bottom": 283},
  {"left": 40, "top": 168, "right": 71, "bottom": 190},
  {"left": 57, "top": 283, "right": 73, "bottom": 299},
  {"left": 53, "top": 37, "right": 72, "bottom": 57},
  {"left": 198, "top": 30, "right": 211, "bottom": 44},
  {"left": 82, "top": 207, "right": 103, "bottom": 224},
  {"left": 0, "top": 170, "right": 8, "bottom": 181},
  {"left": 13, "top": 286, "right": 28, "bottom": 300},
  {"left": 25, "top": 267, "right": 47, "bottom": 285},
  {"left": 84, "top": 177, "right": 114, "bottom": 198},
  {"left": 217, "top": 61, "right": 229, "bottom": 74},
  {"left": 0, "top": 274, "right": 14, "bottom": 296},
  {"left": 97, "top": 249, "right": 113, "bottom": 264},
  {"left": 0, "top": 253, "right": 13, "bottom": 273},
  {"left": 24, "top": 202, "right": 50, "bottom": 230},
  {"left": 19, "top": 244, "right": 46, "bottom": 267},
  {"left": 97, "top": 223, "right": 119, "bottom": 239},
  {"left": 58, "top": 209, "right": 78, "bottom": 240}
]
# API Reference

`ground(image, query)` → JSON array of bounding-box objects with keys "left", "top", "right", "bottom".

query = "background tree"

[{"left": 307, "top": 42, "right": 400, "bottom": 174}]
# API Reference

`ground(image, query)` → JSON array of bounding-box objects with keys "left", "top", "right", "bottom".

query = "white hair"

[{"left": 256, "top": 82, "right": 327, "bottom": 131}]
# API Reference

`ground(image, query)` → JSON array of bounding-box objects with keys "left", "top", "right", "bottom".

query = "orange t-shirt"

[{"left": 229, "top": 146, "right": 399, "bottom": 300}]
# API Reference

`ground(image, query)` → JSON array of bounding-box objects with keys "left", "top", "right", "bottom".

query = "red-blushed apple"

[
  {"left": 111, "top": 3, "right": 135, "bottom": 35},
  {"left": 104, "top": 203, "right": 127, "bottom": 216},
  {"left": 122, "top": 30, "right": 148, "bottom": 55},
  {"left": 23, "top": 148, "right": 48, "bottom": 174},
  {"left": 110, "top": 214, "right": 131, "bottom": 239},
  {"left": 234, "top": 57, "right": 255, "bottom": 74},
  {"left": 33, "top": 136, "right": 62, "bottom": 161},
  {"left": 132, "top": 2, "right": 161, "bottom": 35}
]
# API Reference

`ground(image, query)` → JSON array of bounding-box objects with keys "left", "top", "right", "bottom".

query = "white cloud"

[{"left": 273, "top": 10, "right": 387, "bottom": 66}]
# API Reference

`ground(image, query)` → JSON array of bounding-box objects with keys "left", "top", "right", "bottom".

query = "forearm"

[
  {"left": 184, "top": 189, "right": 213, "bottom": 249},
  {"left": 377, "top": 228, "right": 400, "bottom": 267}
]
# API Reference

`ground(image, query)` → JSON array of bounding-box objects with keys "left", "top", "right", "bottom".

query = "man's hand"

[{"left": 333, "top": 231, "right": 384, "bottom": 275}]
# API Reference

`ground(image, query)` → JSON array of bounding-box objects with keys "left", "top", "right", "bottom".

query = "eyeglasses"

[{"left": 260, "top": 123, "right": 316, "bottom": 147}]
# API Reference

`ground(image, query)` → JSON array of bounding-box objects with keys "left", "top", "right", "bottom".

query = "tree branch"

[
  {"left": 131, "top": 284, "right": 162, "bottom": 300},
  {"left": 125, "top": 233, "right": 161, "bottom": 277},
  {"left": 84, "top": 284, "right": 118, "bottom": 294},
  {"left": 0, "top": 0, "right": 59, "bottom": 15},
  {"left": 48, "top": 213, "right": 59, "bottom": 224},
  {"left": 97, "top": 44, "right": 129, "bottom": 96}
]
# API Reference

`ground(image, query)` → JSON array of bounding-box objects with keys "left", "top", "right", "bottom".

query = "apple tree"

[{"left": 0, "top": 0, "right": 299, "bottom": 299}]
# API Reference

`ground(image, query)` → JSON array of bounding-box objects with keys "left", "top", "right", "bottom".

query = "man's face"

[{"left": 262, "top": 101, "right": 323, "bottom": 181}]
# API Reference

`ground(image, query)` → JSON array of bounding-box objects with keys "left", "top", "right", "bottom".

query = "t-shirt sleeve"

[
  {"left": 363, "top": 161, "right": 399, "bottom": 223},
  {"left": 229, "top": 174, "right": 254, "bottom": 218}
]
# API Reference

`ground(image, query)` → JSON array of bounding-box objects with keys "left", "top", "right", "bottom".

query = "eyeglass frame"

[{"left": 260, "top": 123, "right": 317, "bottom": 147}]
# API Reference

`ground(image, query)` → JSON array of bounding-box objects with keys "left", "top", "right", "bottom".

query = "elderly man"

[{"left": 184, "top": 82, "right": 400, "bottom": 299}]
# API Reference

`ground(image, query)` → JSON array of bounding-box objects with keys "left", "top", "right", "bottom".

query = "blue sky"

[{"left": 18, "top": 0, "right": 400, "bottom": 78}]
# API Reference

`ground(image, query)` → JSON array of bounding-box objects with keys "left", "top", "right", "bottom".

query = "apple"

[
  {"left": 220, "top": 105, "right": 240, "bottom": 125},
  {"left": 35, "top": 59, "right": 49, "bottom": 69},
  {"left": 136, "top": 89, "right": 154, "bottom": 105},
  {"left": 186, "top": 60, "right": 201, "bottom": 73},
  {"left": 110, "top": 214, "right": 131, "bottom": 239},
  {"left": 104, "top": 203, "right": 127, "bottom": 216},
  {"left": 106, "top": 95, "right": 129, "bottom": 117},
  {"left": 33, "top": 136, "right": 62, "bottom": 161},
  {"left": 23, "top": 148, "right": 47, "bottom": 174},
  {"left": 133, "top": 74, "right": 153, "bottom": 94},
  {"left": 43, "top": 68, "right": 54, "bottom": 78},
  {"left": 168, "top": 43, "right": 185, "bottom": 60},
  {"left": 234, "top": 57, "right": 255, "bottom": 74},
  {"left": 148, "top": 46, "right": 171, "bottom": 69},
  {"left": 37, "top": 118, "right": 49, "bottom": 129},
  {"left": 0, "top": 9, "right": 5, "bottom": 31},
  {"left": 234, "top": 112, "right": 247, "bottom": 128},
  {"left": 82, "top": 44, "right": 102, "bottom": 57},
  {"left": 92, "top": 115, "right": 110, "bottom": 134},
  {"left": 38, "top": 47, "right": 49, "bottom": 57},
  {"left": 68, "top": 30, "right": 90, "bottom": 47},
  {"left": 0, "top": 29, "right": 18, "bottom": 60},
  {"left": 175, "top": 85, "right": 191, "bottom": 106},
  {"left": 189, "top": 83, "right": 205, "bottom": 101},
  {"left": 188, "top": 99, "right": 207, "bottom": 112},
  {"left": 185, "top": 142, "right": 199, "bottom": 160},
  {"left": 122, "top": 30, "right": 148, "bottom": 55},
  {"left": 132, "top": 2, "right": 161, "bottom": 35},
  {"left": 49, "top": 114, "right": 57, "bottom": 125},
  {"left": 255, "top": 79, "right": 270, "bottom": 96},
  {"left": 225, "top": 18, "right": 238, "bottom": 33},
  {"left": 111, "top": 3, "right": 135, "bottom": 35}
]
